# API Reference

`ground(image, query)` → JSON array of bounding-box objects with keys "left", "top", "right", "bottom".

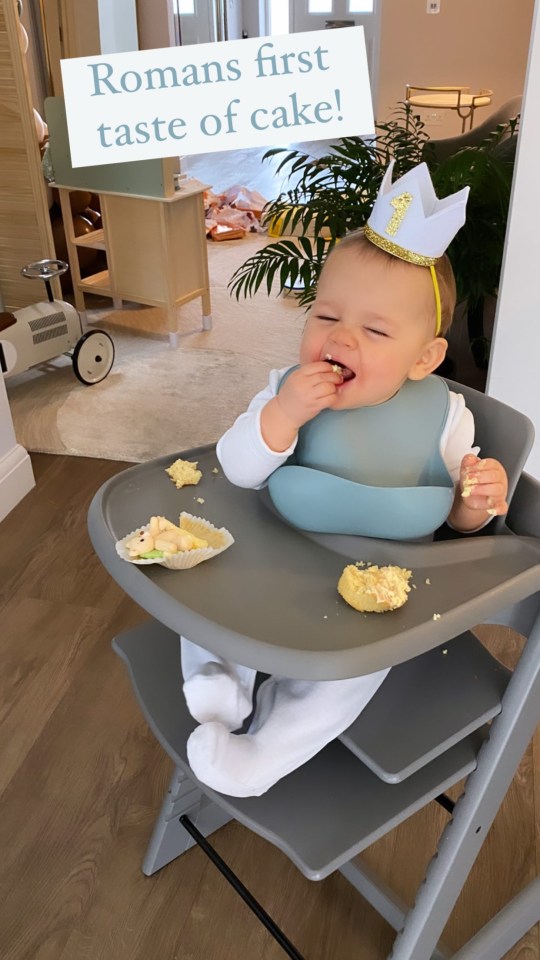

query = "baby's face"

[{"left": 300, "top": 246, "right": 439, "bottom": 409}]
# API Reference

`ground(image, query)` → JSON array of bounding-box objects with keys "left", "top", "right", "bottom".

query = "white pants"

[{"left": 181, "top": 637, "right": 389, "bottom": 797}]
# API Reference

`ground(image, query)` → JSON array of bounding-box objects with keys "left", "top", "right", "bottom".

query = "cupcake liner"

[{"left": 116, "top": 512, "right": 234, "bottom": 569}]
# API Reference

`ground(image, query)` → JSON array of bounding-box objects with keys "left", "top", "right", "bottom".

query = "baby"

[{"left": 182, "top": 161, "right": 509, "bottom": 797}]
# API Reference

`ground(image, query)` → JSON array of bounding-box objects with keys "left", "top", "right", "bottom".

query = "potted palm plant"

[
  {"left": 430, "top": 126, "right": 518, "bottom": 370},
  {"left": 229, "top": 106, "right": 518, "bottom": 382}
]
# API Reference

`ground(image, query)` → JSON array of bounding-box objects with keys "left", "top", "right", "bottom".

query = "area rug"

[{"left": 6, "top": 235, "right": 305, "bottom": 462}]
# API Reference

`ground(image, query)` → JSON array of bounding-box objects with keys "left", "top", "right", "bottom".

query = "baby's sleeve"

[
  {"left": 440, "top": 392, "right": 480, "bottom": 483},
  {"left": 216, "top": 367, "right": 298, "bottom": 488}
]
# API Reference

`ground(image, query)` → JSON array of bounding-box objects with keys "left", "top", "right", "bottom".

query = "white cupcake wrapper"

[{"left": 115, "top": 512, "right": 234, "bottom": 569}]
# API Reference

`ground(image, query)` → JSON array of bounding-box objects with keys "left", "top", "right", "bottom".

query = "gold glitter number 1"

[{"left": 385, "top": 192, "right": 413, "bottom": 237}]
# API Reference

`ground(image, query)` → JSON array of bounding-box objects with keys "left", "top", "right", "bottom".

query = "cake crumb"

[
  {"left": 425, "top": 577, "right": 431, "bottom": 585},
  {"left": 195, "top": 497, "right": 205, "bottom": 504},
  {"left": 166, "top": 458, "right": 202, "bottom": 488},
  {"left": 442, "top": 648, "right": 448, "bottom": 654},
  {"left": 212, "top": 467, "right": 219, "bottom": 474},
  {"left": 461, "top": 476, "right": 479, "bottom": 498},
  {"left": 411, "top": 583, "right": 417, "bottom": 589},
  {"left": 432, "top": 613, "right": 441, "bottom": 621}
]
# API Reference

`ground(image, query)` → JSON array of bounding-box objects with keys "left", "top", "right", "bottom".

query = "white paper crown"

[{"left": 365, "top": 160, "right": 469, "bottom": 266}]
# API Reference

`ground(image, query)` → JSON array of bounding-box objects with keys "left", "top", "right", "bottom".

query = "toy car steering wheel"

[{"left": 20, "top": 259, "right": 69, "bottom": 281}]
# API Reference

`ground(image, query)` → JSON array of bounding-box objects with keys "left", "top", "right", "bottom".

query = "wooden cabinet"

[
  {"left": 0, "top": 0, "right": 60, "bottom": 309},
  {"left": 57, "top": 179, "right": 212, "bottom": 346}
]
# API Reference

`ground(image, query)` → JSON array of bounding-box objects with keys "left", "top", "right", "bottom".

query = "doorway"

[
  {"left": 268, "top": 0, "right": 380, "bottom": 102},
  {"left": 174, "top": 0, "right": 242, "bottom": 45}
]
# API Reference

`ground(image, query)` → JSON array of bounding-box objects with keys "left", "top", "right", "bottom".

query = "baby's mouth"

[{"left": 324, "top": 354, "right": 356, "bottom": 381}]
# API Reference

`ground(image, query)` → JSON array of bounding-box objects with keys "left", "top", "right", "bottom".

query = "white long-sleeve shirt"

[{"left": 217, "top": 368, "right": 479, "bottom": 490}]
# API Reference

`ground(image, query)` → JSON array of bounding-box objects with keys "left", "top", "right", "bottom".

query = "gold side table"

[{"left": 405, "top": 85, "right": 493, "bottom": 132}]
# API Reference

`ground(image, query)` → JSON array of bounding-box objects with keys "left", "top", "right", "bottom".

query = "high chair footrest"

[
  {"left": 339, "top": 630, "right": 510, "bottom": 782},
  {"left": 180, "top": 814, "right": 306, "bottom": 960},
  {"left": 113, "top": 620, "right": 482, "bottom": 881}
]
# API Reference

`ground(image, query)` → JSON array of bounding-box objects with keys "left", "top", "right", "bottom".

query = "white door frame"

[{"left": 487, "top": 0, "right": 540, "bottom": 479}]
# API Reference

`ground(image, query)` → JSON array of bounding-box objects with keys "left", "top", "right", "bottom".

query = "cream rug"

[{"left": 7, "top": 235, "right": 305, "bottom": 462}]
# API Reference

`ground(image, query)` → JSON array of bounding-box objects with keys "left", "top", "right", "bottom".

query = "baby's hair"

[{"left": 325, "top": 231, "right": 457, "bottom": 336}]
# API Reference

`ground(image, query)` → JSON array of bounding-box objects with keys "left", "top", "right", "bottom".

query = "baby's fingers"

[
  {"left": 462, "top": 479, "right": 506, "bottom": 501},
  {"left": 486, "top": 499, "right": 508, "bottom": 517},
  {"left": 464, "top": 493, "right": 509, "bottom": 516},
  {"left": 462, "top": 468, "right": 504, "bottom": 491}
]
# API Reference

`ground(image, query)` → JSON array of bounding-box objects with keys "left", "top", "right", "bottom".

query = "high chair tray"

[{"left": 88, "top": 445, "right": 540, "bottom": 681}]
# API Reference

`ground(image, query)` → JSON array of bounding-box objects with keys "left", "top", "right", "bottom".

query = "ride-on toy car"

[{"left": 0, "top": 259, "right": 114, "bottom": 385}]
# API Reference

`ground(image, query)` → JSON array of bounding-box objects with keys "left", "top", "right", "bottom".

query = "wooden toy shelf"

[{"left": 56, "top": 179, "right": 212, "bottom": 345}]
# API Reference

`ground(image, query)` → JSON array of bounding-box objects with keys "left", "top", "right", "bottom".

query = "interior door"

[
  {"left": 175, "top": 0, "right": 216, "bottom": 45},
  {"left": 292, "top": 0, "right": 380, "bottom": 101},
  {"left": 41, "top": 0, "right": 101, "bottom": 94},
  {"left": 175, "top": 0, "right": 239, "bottom": 44}
]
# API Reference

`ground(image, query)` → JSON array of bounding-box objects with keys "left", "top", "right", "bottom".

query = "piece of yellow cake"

[
  {"left": 338, "top": 564, "right": 412, "bottom": 613},
  {"left": 124, "top": 516, "right": 208, "bottom": 558},
  {"left": 166, "top": 458, "right": 202, "bottom": 489}
]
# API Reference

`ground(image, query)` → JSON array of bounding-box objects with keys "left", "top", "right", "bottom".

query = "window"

[
  {"left": 308, "top": 0, "right": 333, "bottom": 13},
  {"left": 348, "top": 0, "right": 374, "bottom": 11},
  {"left": 174, "top": 0, "right": 195, "bottom": 14},
  {"left": 268, "top": 0, "right": 290, "bottom": 34}
]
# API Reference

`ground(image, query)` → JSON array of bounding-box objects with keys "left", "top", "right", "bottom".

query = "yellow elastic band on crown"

[{"left": 430, "top": 264, "right": 442, "bottom": 337}]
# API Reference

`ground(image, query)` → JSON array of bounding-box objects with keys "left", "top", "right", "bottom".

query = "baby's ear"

[{"left": 408, "top": 337, "right": 448, "bottom": 381}]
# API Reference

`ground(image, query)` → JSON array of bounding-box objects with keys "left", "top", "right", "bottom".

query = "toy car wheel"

[{"left": 72, "top": 330, "right": 114, "bottom": 385}]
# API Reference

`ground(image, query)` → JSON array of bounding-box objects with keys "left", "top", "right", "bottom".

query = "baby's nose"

[{"left": 330, "top": 324, "right": 357, "bottom": 348}]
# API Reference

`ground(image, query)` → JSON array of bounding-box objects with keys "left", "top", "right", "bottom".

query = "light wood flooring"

[{"left": 0, "top": 453, "right": 538, "bottom": 960}]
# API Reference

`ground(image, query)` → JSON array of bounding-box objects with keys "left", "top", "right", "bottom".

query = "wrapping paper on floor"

[{"left": 204, "top": 185, "right": 268, "bottom": 239}]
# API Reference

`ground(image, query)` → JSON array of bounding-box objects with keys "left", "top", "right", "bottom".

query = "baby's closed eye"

[{"left": 365, "top": 326, "right": 390, "bottom": 338}]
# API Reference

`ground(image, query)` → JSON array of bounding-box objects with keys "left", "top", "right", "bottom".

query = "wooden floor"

[{"left": 0, "top": 453, "right": 538, "bottom": 960}]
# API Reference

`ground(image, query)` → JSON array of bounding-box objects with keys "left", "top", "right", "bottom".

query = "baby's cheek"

[{"left": 299, "top": 339, "right": 318, "bottom": 364}]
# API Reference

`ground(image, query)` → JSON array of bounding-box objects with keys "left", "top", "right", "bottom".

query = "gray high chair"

[{"left": 88, "top": 379, "right": 540, "bottom": 960}]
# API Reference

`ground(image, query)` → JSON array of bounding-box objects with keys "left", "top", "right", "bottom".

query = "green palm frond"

[{"left": 228, "top": 237, "right": 331, "bottom": 305}]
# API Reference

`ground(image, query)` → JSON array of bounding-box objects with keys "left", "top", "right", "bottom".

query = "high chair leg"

[
  {"left": 388, "top": 616, "right": 540, "bottom": 960},
  {"left": 142, "top": 765, "right": 232, "bottom": 876},
  {"left": 339, "top": 858, "right": 451, "bottom": 960},
  {"left": 451, "top": 877, "right": 540, "bottom": 960}
]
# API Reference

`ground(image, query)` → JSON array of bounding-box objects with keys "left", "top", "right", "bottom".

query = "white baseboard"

[{"left": 0, "top": 444, "right": 35, "bottom": 523}]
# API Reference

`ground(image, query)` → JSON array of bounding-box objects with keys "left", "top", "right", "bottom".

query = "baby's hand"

[
  {"left": 459, "top": 455, "right": 508, "bottom": 517},
  {"left": 276, "top": 361, "right": 343, "bottom": 428}
]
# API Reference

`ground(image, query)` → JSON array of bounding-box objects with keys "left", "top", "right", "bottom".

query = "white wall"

[
  {"left": 378, "top": 0, "right": 534, "bottom": 135},
  {"left": 0, "top": 377, "right": 35, "bottom": 521},
  {"left": 487, "top": 0, "right": 540, "bottom": 480},
  {"left": 98, "top": 0, "right": 139, "bottom": 53}
]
